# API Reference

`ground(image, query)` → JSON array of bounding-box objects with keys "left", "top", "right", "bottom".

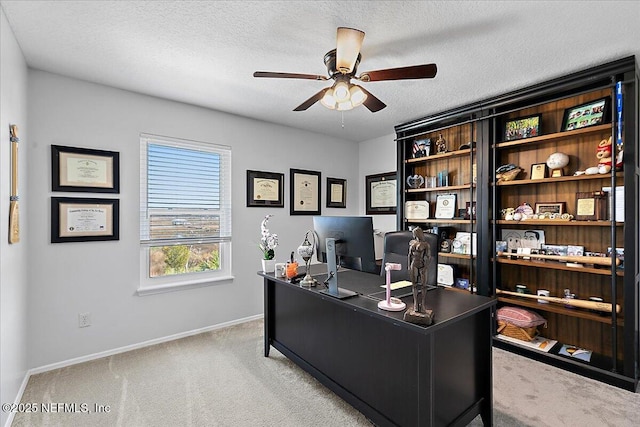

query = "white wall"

[
  {"left": 26, "top": 70, "right": 362, "bottom": 368},
  {"left": 358, "top": 133, "right": 399, "bottom": 257},
  {"left": 0, "top": 8, "right": 29, "bottom": 427}
]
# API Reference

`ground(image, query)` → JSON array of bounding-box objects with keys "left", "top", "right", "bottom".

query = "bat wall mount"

[{"left": 9, "top": 124, "right": 20, "bottom": 244}]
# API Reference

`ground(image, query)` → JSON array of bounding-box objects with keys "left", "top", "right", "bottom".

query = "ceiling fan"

[{"left": 253, "top": 27, "right": 437, "bottom": 113}]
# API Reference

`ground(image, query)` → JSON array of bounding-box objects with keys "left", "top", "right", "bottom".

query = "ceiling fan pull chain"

[{"left": 341, "top": 112, "right": 345, "bottom": 128}]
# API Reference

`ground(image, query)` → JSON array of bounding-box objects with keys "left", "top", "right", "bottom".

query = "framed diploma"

[
  {"left": 51, "top": 197, "right": 119, "bottom": 243},
  {"left": 246, "top": 170, "right": 284, "bottom": 207},
  {"left": 290, "top": 168, "right": 321, "bottom": 215},
  {"left": 326, "top": 177, "right": 346, "bottom": 208},
  {"left": 51, "top": 145, "right": 120, "bottom": 193},
  {"left": 365, "top": 172, "right": 397, "bottom": 215},
  {"left": 435, "top": 194, "right": 456, "bottom": 219}
]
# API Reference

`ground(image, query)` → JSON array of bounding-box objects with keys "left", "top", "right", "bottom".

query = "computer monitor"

[{"left": 313, "top": 216, "right": 378, "bottom": 274}]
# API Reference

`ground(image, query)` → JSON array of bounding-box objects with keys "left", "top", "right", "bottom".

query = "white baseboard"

[
  {"left": 30, "top": 314, "right": 263, "bottom": 375},
  {"left": 3, "top": 370, "right": 31, "bottom": 427},
  {"left": 4, "top": 314, "right": 264, "bottom": 427}
]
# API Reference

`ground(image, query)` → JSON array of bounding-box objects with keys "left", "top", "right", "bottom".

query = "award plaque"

[{"left": 575, "top": 191, "right": 607, "bottom": 220}]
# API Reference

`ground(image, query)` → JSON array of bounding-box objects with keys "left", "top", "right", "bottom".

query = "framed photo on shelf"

[
  {"left": 464, "top": 201, "right": 476, "bottom": 220},
  {"left": 530, "top": 163, "right": 547, "bottom": 180},
  {"left": 246, "top": 170, "right": 284, "bottom": 207},
  {"left": 51, "top": 197, "right": 119, "bottom": 243},
  {"left": 290, "top": 168, "right": 321, "bottom": 215},
  {"left": 561, "top": 97, "right": 610, "bottom": 131},
  {"left": 365, "top": 172, "right": 397, "bottom": 215},
  {"left": 326, "top": 177, "right": 346, "bottom": 208},
  {"left": 454, "top": 277, "right": 470, "bottom": 290},
  {"left": 534, "top": 202, "right": 566, "bottom": 215},
  {"left": 51, "top": 145, "right": 120, "bottom": 193},
  {"left": 504, "top": 114, "right": 541, "bottom": 141}
]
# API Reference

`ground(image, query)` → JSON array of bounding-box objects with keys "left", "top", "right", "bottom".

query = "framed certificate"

[
  {"left": 290, "top": 168, "right": 321, "bottom": 215},
  {"left": 365, "top": 172, "right": 397, "bottom": 215},
  {"left": 51, "top": 197, "right": 119, "bottom": 243},
  {"left": 51, "top": 145, "right": 120, "bottom": 193},
  {"left": 326, "top": 177, "right": 346, "bottom": 208},
  {"left": 435, "top": 194, "right": 456, "bottom": 219},
  {"left": 246, "top": 170, "right": 284, "bottom": 207}
]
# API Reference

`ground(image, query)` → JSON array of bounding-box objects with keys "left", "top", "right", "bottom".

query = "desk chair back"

[{"left": 381, "top": 230, "right": 439, "bottom": 285}]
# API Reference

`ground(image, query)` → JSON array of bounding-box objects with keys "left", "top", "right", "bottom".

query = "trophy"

[{"left": 297, "top": 231, "right": 317, "bottom": 287}]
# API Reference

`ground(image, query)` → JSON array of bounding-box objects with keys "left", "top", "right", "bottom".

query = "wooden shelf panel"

[
  {"left": 497, "top": 296, "right": 623, "bottom": 326},
  {"left": 495, "top": 219, "right": 623, "bottom": 227},
  {"left": 406, "top": 148, "right": 475, "bottom": 163},
  {"left": 406, "top": 183, "right": 475, "bottom": 193},
  {"left": 439, "top": 252, "right": 476, "bottom": 260},
  {"left": 405, "top": 218, "right": 474, "bottom": 225},
  {"left": 495, "top": 257, "right": 623, "bottom": 276},
  {"left": 496, "top": 172, "right": 623, "bottom": 187},
  {"left": 494, "top": 124, "right": 611, "bottom": 149}
]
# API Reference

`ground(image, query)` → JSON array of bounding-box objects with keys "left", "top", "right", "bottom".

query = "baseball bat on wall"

[
  {"left": 8, "top": 124, "right": 20, "bottom": 244},
  {"left": 496, "top": 289, "right": 620, "bottom": 313},
  {"left": 496, "top": 251, "right": 620, "bottom": 267}
]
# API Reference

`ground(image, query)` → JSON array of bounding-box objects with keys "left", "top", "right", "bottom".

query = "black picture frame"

[
  {"left": 326, "top": 177, "right": 346, "bottom": 208},
  {"left": 246, "top": 170, "right": 284, "bottom": 207},
  {"left": 51, "top": 197, "right": 119, "bottom": 243},
  {"left": 51, "top": 145, "right": 120, "bottom": 193},
  {"left": 504, "top": 114, "right": 541, "bottom": 141},
  {"left": 290, "top": 168, "right": 321, "bottom": 215},
  {"left": 365, "top": 172, "right": 397, "bottom": 215},
  {"left": 561, "top": 97, "right": 610, "bottom": 131}
]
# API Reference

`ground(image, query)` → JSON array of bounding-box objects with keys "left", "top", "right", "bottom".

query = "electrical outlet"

[{"left": 78, "top": 312, "right": 91, "bottom": 328}]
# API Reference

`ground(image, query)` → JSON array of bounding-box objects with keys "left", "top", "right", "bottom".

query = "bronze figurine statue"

[{"left": 404, "top": 227, "right": 434, "bottom": 325}]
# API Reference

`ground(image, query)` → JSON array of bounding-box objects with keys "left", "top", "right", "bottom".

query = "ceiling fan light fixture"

[
  {"left": 333, "top": 81, "right": 350, "bottom": 102},
  {"left": 336, "top": 100, "right": 353, "bottom": 111},
  {"left": 320, "top": 89, "right": 337, "bottom": 109},
  {"left": 349, "top": 85, "right": 367, "bottom": 107},
  {"left": 336, "top": 27, "right": 365, "bottom": 74}
]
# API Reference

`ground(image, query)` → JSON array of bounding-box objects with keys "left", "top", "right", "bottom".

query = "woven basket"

[{"left": 497, "top": 320, "right": 538, "bottom": 341}]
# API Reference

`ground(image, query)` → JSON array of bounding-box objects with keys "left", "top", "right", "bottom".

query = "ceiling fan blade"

[
  {"left": 336, "top": 27, "right": 365, "bottom": 74},
  {"left": 293, "top": 88, "right": 328, "bottom": 111},
  {"left": 359, "top": 64, "right": 437, "bottom": 82},
  {"left": 254, "top": 71, "right": 328, "bottom": 81},
  {"left": 358, "top": 86, "right": 386, "bottom": 112}
]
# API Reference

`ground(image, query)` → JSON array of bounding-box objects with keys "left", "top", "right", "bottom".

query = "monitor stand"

[{"left": 319, "top": 238, "right": 357, "bottom": 300}]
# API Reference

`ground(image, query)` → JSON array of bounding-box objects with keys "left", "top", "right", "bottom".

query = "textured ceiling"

[{"left": 1, "top": 1, "right": 639, "bottom": 143}]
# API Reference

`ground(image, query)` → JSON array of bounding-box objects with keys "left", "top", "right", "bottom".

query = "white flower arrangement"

[{"left": 259, "top": 215, "right": 278, "bottom": 260}]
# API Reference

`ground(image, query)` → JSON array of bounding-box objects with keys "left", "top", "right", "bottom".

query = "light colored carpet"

[{"left": 12, "top": 319, "right": 640, "bottom": 426}]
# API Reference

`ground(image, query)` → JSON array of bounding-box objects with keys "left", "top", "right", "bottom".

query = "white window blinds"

[{"left": 140, "top": 134, "right": 232, "bottom": 246}]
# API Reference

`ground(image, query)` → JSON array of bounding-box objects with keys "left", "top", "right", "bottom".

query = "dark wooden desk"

[{"left": 260, "top": 265, "right": 495, "bottom": 427}]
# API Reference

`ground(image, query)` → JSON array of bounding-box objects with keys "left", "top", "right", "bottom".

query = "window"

[{"left": 139, "top": 134, "right": 232, "bottom": 295}]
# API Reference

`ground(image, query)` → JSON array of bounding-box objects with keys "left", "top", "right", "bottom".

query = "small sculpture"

[
  {"left": 436, "top": 133, "right": 447, "bottom": 154},
  {"left": 406, "top": 174, "right": 425, "bottom": 189},
  {"left": 403, "top": 227, "right": 434, "bottom": 326}
]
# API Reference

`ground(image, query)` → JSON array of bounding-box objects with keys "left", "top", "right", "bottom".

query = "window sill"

[{"left": 136, "top": 275, "right": 234, "bottom": 296}]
